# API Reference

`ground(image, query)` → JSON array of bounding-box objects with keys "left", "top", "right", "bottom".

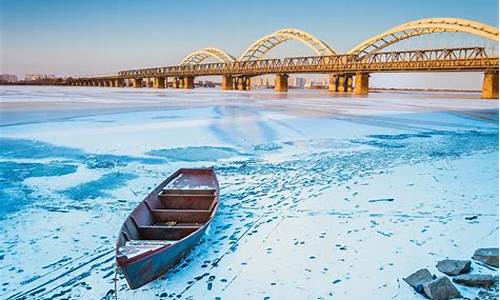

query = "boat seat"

[
  {"left": 151, "top": 208, "right": 212, "bottom": 224},
  {"left": 137, "top": 224, "right": 201, "bottom": 241},
  {"left": 162, "top": 188, "right": 215, "bottom": 195},
  {"left": 153, "top": 222, "right": 201, "bottom": 227},
  {"left": 158, "top": 193, "right": 215, "bottom": 210}
]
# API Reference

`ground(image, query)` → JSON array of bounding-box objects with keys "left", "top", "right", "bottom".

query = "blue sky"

[{"left": 1, "top": 0, "right": 498, "bottom": 87}]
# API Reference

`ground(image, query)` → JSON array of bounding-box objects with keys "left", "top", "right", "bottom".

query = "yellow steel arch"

[
  {"left": 179, "top": 47, "right": 236, "bottom": 65},
  {"left": 239, "top": 28, "right": 337, "bottom": 61},
  {"left": 348, "top": 18, "right": 499, "bottom": 56}
]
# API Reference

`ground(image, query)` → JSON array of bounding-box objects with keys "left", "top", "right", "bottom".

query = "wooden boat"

[{"left": 115, "top": 168, "right": 219, "bottom": 289}]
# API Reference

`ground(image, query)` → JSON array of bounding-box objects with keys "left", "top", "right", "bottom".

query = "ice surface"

[{"left": 0, "top": 86, "right": 498, "bottom": 299}]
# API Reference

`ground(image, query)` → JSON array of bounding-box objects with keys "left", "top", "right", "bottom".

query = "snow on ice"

[{"left": 0, "top": 86, "right": 498, "bottom": 299}]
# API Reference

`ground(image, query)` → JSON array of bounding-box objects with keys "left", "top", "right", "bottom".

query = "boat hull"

[
  {"left": 121, "top": 222, "right": 208, "bottom": 289},
  {"left": 116, "top": 168, "right": 219, "bottom": 289}
]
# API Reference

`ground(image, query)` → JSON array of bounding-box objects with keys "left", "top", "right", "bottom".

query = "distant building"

[
  {"left": 202, "top": 80, "right": 215, "bottom": 87},
  {"left": 305, "top": 79, "right": 327, "bottom": 89},
  {"left": 195, "top": 80, "right": 216, "bottom": 88},
  {"left": 252, "top": 77, "right": 262, "bottom": 88},
  {"left": 0, "top": 73, "right": 18, "bottom": 82},
  {"left": 252, "top": 76, "right": 270, "bottom": 89},
  {"left": 305, "top": 79, "right": 314, "bottom": 89},
  {"left": 260, "top": 77, "right": 266, "bottom": 87},
  {"left": 25, "top": 74, "right": 56, "bottom": 81},
  {"left": 294, "top": 77, "right": 306, "bottom": 89}
]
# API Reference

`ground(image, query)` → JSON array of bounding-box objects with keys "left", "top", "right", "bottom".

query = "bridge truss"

[{"left": 113, "top": 47, "right": 497, "bottom": 78}]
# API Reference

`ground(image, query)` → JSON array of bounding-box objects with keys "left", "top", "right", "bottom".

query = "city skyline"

[{"left": 1, "top": 0, "right": 499, "bottom": 88}]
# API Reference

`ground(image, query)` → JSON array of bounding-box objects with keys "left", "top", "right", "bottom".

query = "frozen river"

[{"left": 0, "top": 86, "right": 498, "bottom": 299}]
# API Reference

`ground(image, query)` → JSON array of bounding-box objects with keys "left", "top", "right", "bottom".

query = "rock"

[
  {"left": 453, "top": 274, "right": 497, "bottom": 287},
  {"left": 473, "top": 248, "right": 499, "bottom": 267},
  {"left": 403, "top": 268, "right": 434, "bottom": 293},
  {"left": 436, "top": 259, "right": 471, "bottom": 276},
  {"left": 423, "top": 276, "right": 461, "bottom": 300}
]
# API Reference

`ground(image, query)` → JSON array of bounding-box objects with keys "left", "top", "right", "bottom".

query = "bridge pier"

[
  {"left": 481, "top": 71, "right": 498, "bottom": 99},
  {"left": 329, "top": 75, "right": 338, "bottom": 92},
  {"left": 221, "top": 75, "right": 233, "bottom": 90},
  {"left": 154, "top": 77, "right": 166, "bottom": 88},
  {"left": 275, "top": 73, "right": 288, "bottom": 92},
  {"left": 329, "top": 74, "right": 353, "bottom": 93},
  {"left": 236, "top": 76, "right": 251, "bottom": 90},
  {"left": 115, "top": 79, "right": 124, "bottom": 87},
  {"left": 183, "top": 76, "right": 194, "bottom": 89},
  {"left": 245, "top": 77, "right": 251, "bottom": 90},
  {"left": 346, "top": 76, "right": 353, "bottom": 92},
  {"left": 132, "top": 78, "right": 142, "bottom": 88},
  {"left": 354, "top": 73, "right": 370, "bottom": 95},
  {"left": 337, "top": 76, "right": 346, "bottom": 92},
  {"left": 172, "top": 78, "right": 180, "bottom": 88},
  {"left": 236, "top": 77, "right": 243, "bottom": 90}
]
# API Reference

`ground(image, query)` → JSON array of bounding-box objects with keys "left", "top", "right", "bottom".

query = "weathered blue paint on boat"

[{"left": 115, "top": 168, "right": 219, "bottom": 289}]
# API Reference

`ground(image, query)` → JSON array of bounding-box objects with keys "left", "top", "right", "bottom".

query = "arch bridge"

[{"left": 69, "top": 18, "right": 499, "bottom": 99}]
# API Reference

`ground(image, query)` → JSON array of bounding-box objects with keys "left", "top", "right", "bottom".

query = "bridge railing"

[{"left": 108, "top": 47, "right": 498, "bottom": 79}]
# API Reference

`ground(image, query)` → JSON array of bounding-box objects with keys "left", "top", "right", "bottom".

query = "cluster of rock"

[{"left": 404, "top": 248, "right": 498, "bottom": 300}]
